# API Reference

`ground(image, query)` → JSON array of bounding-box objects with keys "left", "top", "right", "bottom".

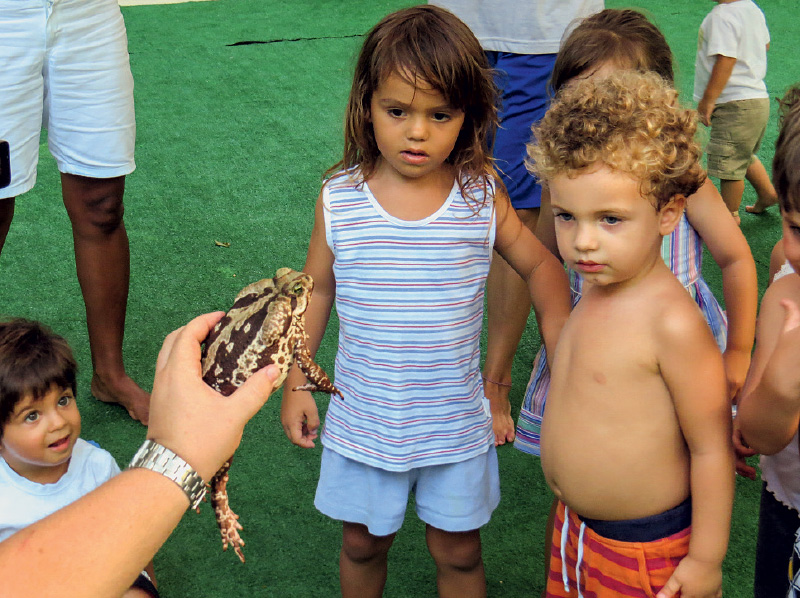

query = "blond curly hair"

[{"left": 527, "top": 71, "right": 705, "bottom": 210}]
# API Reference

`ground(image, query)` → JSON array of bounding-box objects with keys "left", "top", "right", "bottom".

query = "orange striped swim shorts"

[{"left": 546, "top": 500, "right": 691, "bottom": 597}]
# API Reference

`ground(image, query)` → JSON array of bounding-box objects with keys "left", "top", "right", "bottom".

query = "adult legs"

[
  {"left": 483, "top": 207, "right": 539, "bottom": 445},
  {"left": 744, "top": 155, "right": 779, "bottom": 213},
  {"left": 0, "top": 198, "right": 14, "bottom": 254},
  {"left": 426, "top": 525, "right": 485, "bottom": 598},
  {"left": 61, "top": 172, "right": 149, "bottom": 424},
  {"left": 340, "top": 521, "right": 396, "bottom": 598}
]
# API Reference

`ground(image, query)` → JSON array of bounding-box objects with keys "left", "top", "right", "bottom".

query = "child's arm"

[
  {"left": 534, "top": 187, "right": 560, "bottom": 259},
  {"left": 769, "top": 239, "right": 786, "bottom": 283},
  {"left": 697, "top": 54, "right": 736, "bottom": 126},
  {"left": 493, "top": 189, "right": 571, "bottom": 366},
  {"left": 685, "top": 178, "right": 757, "bottom": 399},
  {"left": 280, "top": 191, "right": 336, "bottom": 448},
  {"left": 657, "top": 303, "right": 734, "bottom": 598},
  {"left": 737, "top": 280, "right": 800, "bottom": 455}
]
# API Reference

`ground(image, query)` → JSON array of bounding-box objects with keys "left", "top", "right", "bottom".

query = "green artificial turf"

[{"left": 0, "top": 0, "right": 795, "bottom": 595}]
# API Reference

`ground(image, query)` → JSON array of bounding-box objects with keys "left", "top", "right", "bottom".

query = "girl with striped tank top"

[
  {"left": 514, "top": 9, "right": 758, "bottom": 457},
  {"left": 279, "top": 6, "right": 570, "bottom": 597}
]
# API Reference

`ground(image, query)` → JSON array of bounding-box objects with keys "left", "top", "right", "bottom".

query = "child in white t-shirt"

[
  {"left": 0, "top": 318, "right": 158, "bottom": 598},
  {"left": 694, "top": 0, "right": 777, "bottom": 220}
]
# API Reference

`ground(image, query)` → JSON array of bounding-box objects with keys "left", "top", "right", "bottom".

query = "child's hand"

[
  {"left": 732, "top": 423, "right": 757, "bottom": 480},
  {"left": 656, "top": 556, "right": 722, "bottom": 598},
  {"left": 722, "top": 348, "right": 751, "bottom": 402},
  {"left": 280, "top": 388, "right": 320, "bottom": 448},
  {"left": 696, "top": 98, "right": 714, "bottom": 127}
]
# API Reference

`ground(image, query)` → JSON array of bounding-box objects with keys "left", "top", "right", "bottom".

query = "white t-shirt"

[
  {"left": 429, "top": 0, "right": 604, "bottom": 54},
  {"left": 693, "top": 0, "right": 769, "bottom": 104},
  {"left": 0, "top": 438, "right": 120, "bottom": 542}
]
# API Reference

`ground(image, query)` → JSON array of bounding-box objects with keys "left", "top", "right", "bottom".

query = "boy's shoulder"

[{"left": 644, "top": 268, "right": 713, "bottom": 348}]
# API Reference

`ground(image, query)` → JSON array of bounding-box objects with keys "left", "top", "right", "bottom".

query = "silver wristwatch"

[{"left": 127, "top": 439, "right": 207, "bottom": 510}]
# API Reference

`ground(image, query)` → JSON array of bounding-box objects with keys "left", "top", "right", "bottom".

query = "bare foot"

[
  {"left": 482, "top": 378, "right": 515, "bottom": 445},
  {"left": 731, "top": 211, "right": 741, "bottom": 225},
  {"left": 92, "top": 373, "right": 151, "bottom": 424},
  {"left": 745, "top": 195, "right": 778, "bottom": 214}
]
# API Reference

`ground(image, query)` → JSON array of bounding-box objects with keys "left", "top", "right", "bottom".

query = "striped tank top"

[{"left": 320, "top": 170, "right": 495, "bottom": 471}]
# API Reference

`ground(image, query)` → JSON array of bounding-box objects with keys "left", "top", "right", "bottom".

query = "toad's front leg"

[{"left": 210, "top": 459, "right": 246, "bottom": 563}]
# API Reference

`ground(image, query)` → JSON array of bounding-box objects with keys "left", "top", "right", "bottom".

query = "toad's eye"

[{"left": 291, "top": 283, "right": 304, "bottom": 295}]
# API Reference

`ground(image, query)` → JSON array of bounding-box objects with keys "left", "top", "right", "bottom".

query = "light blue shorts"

[
  {"left": 0, "top": 0, "right": 136, "bottom": 199},
  {"left": 315, "top": 446, "right": 500, "bottom": 537}
]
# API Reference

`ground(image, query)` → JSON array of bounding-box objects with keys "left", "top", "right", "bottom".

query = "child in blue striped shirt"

[{"left": 280, "top": 6, "right": 570, "bottom": 597}]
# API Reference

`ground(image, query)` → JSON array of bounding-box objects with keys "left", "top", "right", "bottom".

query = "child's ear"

[{"left": 658, "top": 195, "right": 686, "bottom": 236}]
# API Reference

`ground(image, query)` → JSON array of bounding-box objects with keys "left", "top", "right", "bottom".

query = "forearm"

[
  {"left": 721, "top": 259, "right": 757, "bottom": 355},
  {"left": 0, "top": 468, "right": 188, "bottom": 598},
  {"left": 687, "top": 448, "right": 734, "bottom": 567},
  {"left": 700, "top": 55, "right": 736, "bottom": 105},
  {"left": 738, "top": 378, "right": 800, "bottom": 454},
  {"left": 528, "top": 256, "right": 570, "bottom": 366}
]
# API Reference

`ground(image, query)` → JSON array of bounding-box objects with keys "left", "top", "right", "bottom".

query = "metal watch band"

[{"left": 127, "top": 439, "right": 207, "bottom": 510}]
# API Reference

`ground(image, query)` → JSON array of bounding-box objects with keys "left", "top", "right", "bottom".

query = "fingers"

[
  {"left": 229, "top": 364, "right": 281, "bottom": 422},
  {"left": 735, "top": 458, "right": 758, "bottom": 480},
  {"left": 656, "top": 575, "right": 681, "bottom": 598},
  {"left": 155, "top": 312, "right": 226, "bottom": 373},
  {"left": 282, "top": 416, "right": 318, "bottom": 448},
  {"left": 780, "top": 299, "right": 800, "bottom": 333}
]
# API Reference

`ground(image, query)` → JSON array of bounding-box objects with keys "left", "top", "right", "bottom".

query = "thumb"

[
  {"left": 780, "top": 299, "right": 800, "bottom": 334},
  {"left": 227, "top": 365, "right": 281, "bottom": 422},
  {"left": 656, "top": 574, "right": 681, "bottom": 598}
]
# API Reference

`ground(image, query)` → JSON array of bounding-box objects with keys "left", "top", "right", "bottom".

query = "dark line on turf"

[{"left": 227, "top": 34, "right": 363, "bottom": 46}]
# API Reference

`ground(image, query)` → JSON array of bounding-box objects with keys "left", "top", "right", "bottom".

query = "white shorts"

[
  {"left": 314, "top": 446, "right": 501, "bottom": 537},
  {"left": 0, "top": 0, "right": 136, "bottom": 199}
]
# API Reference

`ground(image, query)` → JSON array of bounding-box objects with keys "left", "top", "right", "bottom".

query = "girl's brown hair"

[
  {"left": 327, "top": 5, "right": 499, "bottom": 204},
  {"left": 550, "top": 9, "right": 674, "bottom": 93}
]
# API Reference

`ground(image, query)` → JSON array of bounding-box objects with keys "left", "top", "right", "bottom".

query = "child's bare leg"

[
  {"left": 340, "top": 521, "right": 395, "bottom": 598},
  {"left": 744, "top": 155, "right": 779, "bottom": 213},
  {"left": 720, "top": 178, "right": 745, "bottom": 223},
  {"left": 61, "top": 173, "right": 150, "bottom": 424},
  {"left": 426, "top": 525, "right": 485, "bottom": 598},
  {"left": 484, "top": 207, "right": 539, "bottom": 446},
  {"left": 0, "top": 197, "right": 14, "bottom": 254}
]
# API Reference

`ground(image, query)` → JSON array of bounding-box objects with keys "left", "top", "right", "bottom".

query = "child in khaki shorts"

[{"left": 694, "top": 0, "right": 777, "bottom": 221}]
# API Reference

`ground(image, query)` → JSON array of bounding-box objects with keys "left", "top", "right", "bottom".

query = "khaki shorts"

[{"left": 706, "top": 98, "right": 770, "bottom": 180}]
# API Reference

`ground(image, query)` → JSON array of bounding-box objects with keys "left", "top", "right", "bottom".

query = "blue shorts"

[
  {"left": 486, "top": 52, "right": 556, "bottom": 210},
  {"left": 0, "top": 0, "right": 136, "bottom": 199},
  {"left": 314, "top": 446, "right": 500, "bottom": 537}
]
